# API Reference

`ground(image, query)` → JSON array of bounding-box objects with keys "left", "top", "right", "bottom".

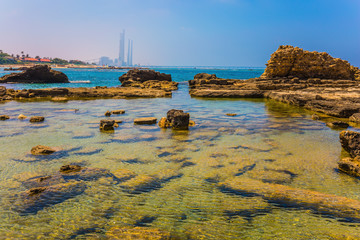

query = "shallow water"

[{"left": 1, "top": 69, "right": 360, "bottom": 239}]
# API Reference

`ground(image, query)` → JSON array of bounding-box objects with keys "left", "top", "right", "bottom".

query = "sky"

[{"left": 0, "top": 0, "right": 359, "bottom": 67}]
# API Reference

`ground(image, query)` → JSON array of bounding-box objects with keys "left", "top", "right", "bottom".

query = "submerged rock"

[
  {"left": 219, "top": 177, "right": 360, "bottom": 221},
  {"left": 338, "top": 157, "right": 360, "bottom": 177},
  {"left": 111, "top": 110, "right": 125, "bottom": 114},
  {"left": 134, "top": 117, "right": 157, "bottom": 125},
  {"left": 120, "top": 175, "right": 160, "bottom": 193},
  {"left": 112, "top": 169, "right": 136, "bottom": 182},
  {"left": 29, "top": 116, "right": 45, "bottom": 122},
  {"left": 226, "top": 113, "right": 237, "bottom": 116},
  {"left": 12, "top": 181, "right": 86, "bottom": 215},
  {"left": 0, "top": 65, "right": 69, "bottom": 83},
  {"left": 60, "top": 165, "right": 112, "bottom": 181},
  {"left": 31, "top": 145, "right": 56, "bottom": 155},
  {"left": 326, "top": 121, "right": 349, "bottom": 129},
  {"left": 104, "top": 111, "right": 112, "bottom": 117},
  {"left": 59, "top": 165, "right": 82, "bottom": 174},
  {"left": 106, "top": 226, "right": 171, "bottom": 240}
]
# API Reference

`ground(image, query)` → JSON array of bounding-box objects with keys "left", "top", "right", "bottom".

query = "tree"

[
  {"left": 26, "top": 54, "right": 29, "bottom": 58},
  {"left": 35, "top": 56, "right": 40, "bottom": 59}
]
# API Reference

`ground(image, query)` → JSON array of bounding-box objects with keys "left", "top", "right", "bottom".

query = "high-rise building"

[
  {"left": 99, "top": 56, "right": 113, "bottom": 66},
  {"left": 119, "top": 30, "right": 125, "bottom": 66},
  {"left": 127, "top": 39, "right": 133, "bottom": 66}
]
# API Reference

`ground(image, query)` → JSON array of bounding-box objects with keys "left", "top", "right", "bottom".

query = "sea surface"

[{"left": 0, "top": 67, "right": 360, "bottom": 239}]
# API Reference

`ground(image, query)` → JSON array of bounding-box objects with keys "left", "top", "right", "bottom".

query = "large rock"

[
  {"left": 339, "top": 130, "right": 360, "bottom": 158},
  {"left": 0, "top": 65, "right": 69, "bottom": 83},
  {"left": 261, "top": 45, "right": 360, "bottom": 80},
  {"left": 31, "top": 145, "right": 56, "bottom": 155},
  {"left": 338, "top": 157, "right": 360, "bottom": 177},
  {"left": 100, "top": 119, "right": 116, "bottom": 131},
  {"left": 166, "top": 109, "right": 190, "bottom": 130},
  {"left": 119, "top": 69, "right": 177, "bottom": 90}
]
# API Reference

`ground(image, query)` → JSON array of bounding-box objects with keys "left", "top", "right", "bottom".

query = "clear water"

[{"left": 0, "top": 68, "right": 360, "bottom": 239}]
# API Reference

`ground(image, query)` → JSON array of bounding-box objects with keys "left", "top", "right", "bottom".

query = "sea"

[{"left": 0, "top": 67, "right": 359, "bottom": 239}]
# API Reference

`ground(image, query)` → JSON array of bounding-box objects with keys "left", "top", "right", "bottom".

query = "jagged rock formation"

[
  {"left": 159, "top": 109, "right": 191, "bottom": 130},
  {"left": 0, "top": 65, "right": 69, "bottom": 83},
  {"left": 338, "top": 130, "right": 360, "bottom": 177},
  {"left": 119, "top": 69, "right": 178, "bottom": 90},
  {"left": 261, "top": 45, "right": 360, "bottom": 80}
]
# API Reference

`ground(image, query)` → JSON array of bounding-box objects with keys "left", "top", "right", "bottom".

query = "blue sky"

[{"left": 0, "top": 0, "right": 359, "bottom": 66}]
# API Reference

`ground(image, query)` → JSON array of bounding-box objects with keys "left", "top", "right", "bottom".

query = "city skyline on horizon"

[{"left": 0, "top": 0, "right": 359, "bottom": 67}]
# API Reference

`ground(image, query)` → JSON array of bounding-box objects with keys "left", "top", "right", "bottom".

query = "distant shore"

[{"left": 0, "top": 64, "right": 147, "bottom": 70}]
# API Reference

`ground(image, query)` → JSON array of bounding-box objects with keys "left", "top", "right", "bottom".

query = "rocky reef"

[
  {"left": 0, "top": 65, "right": 69, "bottom": 83},
  {"left": 119, "top": 69, "right": 178, "bottom": 90},
  {"left": 189, "top": 45, "right": 360, "bottom": 118},
  {"left": 338, "top": 130, "right": 360, "bottom": 177}
]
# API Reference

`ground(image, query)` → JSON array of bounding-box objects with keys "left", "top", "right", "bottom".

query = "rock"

[
  {"left": 226, "top": 113, "right": 237, "bottom": 116},
  {"left": 0, "top": 115, "right": 10, "bottom": 120},
  {"left": 0, "top": 65, "right": 69, "bottom": 83},
  {"left": 18, "top": 114, "right": 27, "bottom": 120},
  {"left": 326, "top": 121, "right": 349, "bottom": 129},
  {"left": 158, "top": 117, "right": 170, "bottom": 128},
  {"left": 12, "top": 181, "right": 86, "bottom": 215},
  {"left": 0, "top": 86, "right": 6, "bottom": 96},
  {"left": 21, "top": 174, "right": 66, "bottom": 189},
  {"left": 219, "top": 177, "right": 360, "bottom": 221},
  {"left": 59, "top": 165, "right": 82, "bottom": 174},
  {"left": 338, "top": 157, "right": 360, "bottom": 177},
  {"left": 167, "top": 109, "right": 190, "bottom": 130},
  {"left": 134, "top": 117, "right": 157, "bottom": 125},
  {"left": 112, "top": 169, "right": 136, "bottom": 182},
  {"left": 120, "top": 175, "right": 160, "bottom": 193},
  {"left": 312, "top": 114, "right": 320, "bottom": 120},
  {"left": 31, "top": 145, "right": 56, "bottom": 155},
  {"left": 100, "top": 119, "right": 116, "bottom": 131},
  {"left": 29, "top": 116, "right": 45, "bottom": 122},
  {"left": 349, "top": 113, "right": 360, "bottom": 123},
  {"left": 104, "top": 111, "right": 112, "bottom": 117},
  {"left": 339, "top": 130, "right": 360, "bottom": 158},
  {"left": 261, "top": 45, "right": 360, "bottom": 80},
  {"left": 50, "top": 97, "right": 68, "bottom": 102},
  {"left": 119, "top": 69, "right": 177, "bottom": 90},
  {"left": 194, "top": 73, "right": 217, "bottom": 80},
  {"left": 189, "top": 120, "right": 196, "bottom": 126},
  {"left": 111, "top": 110, "right": 125, "bottom": 114}
]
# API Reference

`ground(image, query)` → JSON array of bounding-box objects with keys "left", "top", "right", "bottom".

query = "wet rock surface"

[
  {"left": 119, "top": 69, "right": 178, "bottom": 90},
  {"left": 100, "top": 119, "right": 116, "bottom": 131},
  {"left": 29, "top": 116, "right": 45, "bottom": 122},
  {"left": 159, "top": 109, "right": 192, "bottom": 130},
  {"left": 339, "top": 130, "right": 360, "bottom": 158},
  {"left": 0, "top": 65, "right": 69, "bottom": 83},
  {"left": 134, "top": 117, "right": 157, "bottom": 125},
  {"left": 0, "top": 115, "right": 10, "bottom": 120},
  {"left": 31, "top": 145, "right": 56, "bottom": 155}
]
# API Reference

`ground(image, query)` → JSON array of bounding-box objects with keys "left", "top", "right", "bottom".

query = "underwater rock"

[
  {"left": 12, "top": 181, "right": 86, "bottom": 215},
  {"left": 338, "top": 157, "right": 360, "bottom": 177},
  {"left": 59, "top": 164, "right": 82, "bottom": 174},
  {"left": 0, "top": 115, "right": 10, "bottom": 120},
  {"left": 17, "top": 114, "right": 27, "bottom": 120},
  {"left": 112, "top": 169, "right": 136, "bottom": 182},
  {"left": 21, "top": 174, "right": 66, "bottom": 189},
  {"left": 111, "top": 110, "right": 125, "bottom": 114},
  {"left": 29, "top": 116, "right": 45, "bottom": 122},
  {"left": 226, "top": 113, "right": 237, "bottom": 116},
  {"left": 106, "top": 226, "right": 171, "bottom": 240},
  {"left": 100, "top": 119, "right": 116, "bottom": 131},
  {"left": 104, "top": 111, "right": 112, "bottom": 117},
  {"left": 134, "top": 117, "right": 157, "bottom": 125},
  {"left": 219, "top": 177, "right": 360, "bottom": 221},
  {"left": 0, "top": 65, "right": 69, "bottom": 83},
  {"left": 120, "top": 175, "right": 160, "bottom": 193},
  {"left": 339, "top": 130, "right": 360, "bottom": 158},
  {"left": 61, "top": 166, "right": 112, "bottom": 181},
  {"left": 31, "top": 145, "right": 56, "bottom": 155},
  {"left": 326, "top": 121, "right": 349, "bottom": 129},
  {"left": 349, "top": 113, "right": 360, "bottom": 123}
]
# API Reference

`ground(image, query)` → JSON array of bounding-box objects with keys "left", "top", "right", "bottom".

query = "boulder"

[
  {"left": 339, "top": 130, "right": 360, "bottom": 158},
  {"left": 29, "top": 116, "right": 45, "bottom": 122},
  {"left": 31, "top": 145, "right": 56, "bottom": 155},
  {"left": 326, "top": 121, "right": 349, "bottom": 129},
  {"left": 0, "top": 115, "right": 10, "bottom": 120},
  {"left": 261, "top": 45, "right": 360, "bottom": 80},
  {"left": 194, "top": 73, "right": 217, "bottom": 80},
  {"left": 0, "top": 86, "right": 6, "bottom": 96},
  {"left": 338, "top": 157, "right": 360, "bottom": 177},
  {"left": 134, "top": 117, "right": 157, "bottom": 125},
  {"left": 100, "top": 119, "right": 116, "bottom": 131},
  {"left": 349, "top": 113, "right": 360, "bottom": 123},
  {"left": 167, "top": 109, "right": 190, "bottom": 130},
  {"left": 18, "top": 114, "right": 27, "bottom": 120},
  {"left": 0, "top": 65, "right": 69, "bottom": 83}
]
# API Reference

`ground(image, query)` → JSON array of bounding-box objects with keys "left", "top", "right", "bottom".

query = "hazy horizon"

[{"left": 1, "top": 0, "right": 359, "bottom": 67}]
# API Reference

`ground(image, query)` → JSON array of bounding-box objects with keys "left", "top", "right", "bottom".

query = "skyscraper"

[
  {"left": 127, "top": 39, "right": 133, "bottom": 66},
  {"left": 119, "top": 30, "right": 125, "bottom": 66}
]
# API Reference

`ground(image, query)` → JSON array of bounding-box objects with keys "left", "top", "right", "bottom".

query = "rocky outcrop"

[
  {"left": 100, "top": 119, "right": 117, "bottom": 131},
  {"left": 134, "top": 117, "right": 157, "bottom": 125},
  {"left": 338, "top": 130, "right": 360, "bottom": 177},
  {"left": 119, "top": 69, "right": 178, "bottom": 90},
  {"left": 0, "top": 65, "right": 69, "bottom": 83},
  {"left": 261, "top": 45, "right": 360, "bottom": 80}
]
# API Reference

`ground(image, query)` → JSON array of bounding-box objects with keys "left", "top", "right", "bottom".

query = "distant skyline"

[{"left": 0, "top": 0, "right": 359, "bottom": 67}]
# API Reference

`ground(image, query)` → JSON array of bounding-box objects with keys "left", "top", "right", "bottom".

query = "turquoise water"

[
  {"left": 1, "top": 67, "right": 360, "bottom": 239},
  {"left": 0, "top": 67, "right": 264, "bottom": 89}
]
